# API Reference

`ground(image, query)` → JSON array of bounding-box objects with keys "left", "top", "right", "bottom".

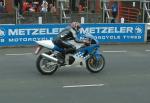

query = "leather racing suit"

[{"left": 53, "top": 27, "right": 83, "bottom": 54}]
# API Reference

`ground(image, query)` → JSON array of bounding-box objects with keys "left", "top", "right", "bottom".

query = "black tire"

[
  {"left": 86, "top": 54, "right": 105, "bottom": 73},
  {"left": 36, "top": 53, "right": 58, "bottom": 75}
]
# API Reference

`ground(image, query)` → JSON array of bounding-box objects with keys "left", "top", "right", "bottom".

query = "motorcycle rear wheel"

[
  {"left": 86, "top": 54, "right": 105, "bottom": 73},
  {"left": 36, "top": 53, "right": 58, "bottom": 75}
]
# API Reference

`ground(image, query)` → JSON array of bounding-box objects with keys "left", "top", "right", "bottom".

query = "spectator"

[
  {"left": 23, "top": 0, "right": 29, "bottom": 12},
  {"left": 111, "top": 1, "right": 118, "bottom": 23},
  {"left": 41, "top": 0, "right": 48, "bottom": 13},
  {"left": 49, "top": 3, "right": 56, "bottom": 14},
  {"left": 0, "top": 1, "right": 4, "bottom": 13},
  {"left": 79, "top": 4, "right": 84, "bottom": 12},
  {"left": 0, "top": 0, "right": 3, "bottom": 5},
  {"left": 29, "top": 5, "right": 36, "bottom": 12},
  {"left": 0, "top": 0, "right": 3, "bottom": 4},
  {"left": 14, "top": 0, "right": 24, "bottom": 18}
]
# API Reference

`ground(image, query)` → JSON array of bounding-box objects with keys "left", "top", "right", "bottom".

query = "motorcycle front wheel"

[
  {"left": 86, "top": 54, "right": 105, "bottom": 73},
  {"left": 36, "top": 53, "right": 58, "bottom": 75}
]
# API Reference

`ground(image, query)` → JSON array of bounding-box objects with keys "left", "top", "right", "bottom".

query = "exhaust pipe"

[{"left": 41, "top": 53, "right": 58, "bottom": 62}]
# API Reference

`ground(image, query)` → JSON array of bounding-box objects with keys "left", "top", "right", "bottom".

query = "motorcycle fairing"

[{"left": 35, "top": 40, "right": 55, "bottom": 49}]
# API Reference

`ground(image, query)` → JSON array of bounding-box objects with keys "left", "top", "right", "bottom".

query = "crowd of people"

[
  {"left": 12, "top": 0, "right": 57, "bottom": 18},
  {"left": 0, "top": 0, "right": 57, "bottom": 17},
  {"left": 0, "top": 0, "right": 92, "bottom": 15},
  {"left": 23, "top": 0, "right": 56, "bottom": 13}
]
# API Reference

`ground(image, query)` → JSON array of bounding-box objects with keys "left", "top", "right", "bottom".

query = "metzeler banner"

[{"left": 0, "top": 23, "right": 146, "bottom": 46}]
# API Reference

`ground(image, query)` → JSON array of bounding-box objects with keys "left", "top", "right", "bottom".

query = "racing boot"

[{"left": 57, "top": 52, "right": 65, "bottom": 65}]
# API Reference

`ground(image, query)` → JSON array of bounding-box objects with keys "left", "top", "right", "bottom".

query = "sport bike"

[{"left": 34, "top": 34, "right": 105, "bottom": 75}]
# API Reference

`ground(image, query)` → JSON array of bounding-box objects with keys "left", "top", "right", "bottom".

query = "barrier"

[
  {"left": 81, "top": 23, "right": 146, "bottom": 43},
  {"left": 147, "top": 23, "right": 150, "bottom": 41},
  {"left": 0, "top": 23, "right": 146, "bottom": 47}
]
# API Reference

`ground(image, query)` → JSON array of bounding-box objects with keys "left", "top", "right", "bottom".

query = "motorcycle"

[{"left": 34, "top": 34, "right": 105, "bottom": 75}]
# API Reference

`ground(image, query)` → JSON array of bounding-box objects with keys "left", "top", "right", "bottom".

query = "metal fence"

[
  {"left": 1, "top": 0, "right": 150, "bottom": 24},
  {"left": 0, "top": 12, "right": 102, "bottom": 24}
]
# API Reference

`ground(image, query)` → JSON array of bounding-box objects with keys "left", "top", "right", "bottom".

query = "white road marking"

[
  {"left": 4, "top": 49, "right": 149, "bottom": 56},
  {"left": 63, "top": 84, "right": 104, "bottom": 88},
  {"left": 5, "top": 53, "right": 32, "bottom": 56},
  {"left": 145, "top": 50, "right": 150, "bottom": 52},
  {"left": 102, "top": 50, "right": 127, "bottom": 53}
]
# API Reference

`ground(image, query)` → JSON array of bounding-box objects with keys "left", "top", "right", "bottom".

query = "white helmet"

[{"left": 70, "top": 22, "right": 81, "bottom": 31}]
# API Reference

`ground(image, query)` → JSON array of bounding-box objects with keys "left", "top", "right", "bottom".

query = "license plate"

[{"left": 34, "top": 46, "right": 42, "bottom": 55}]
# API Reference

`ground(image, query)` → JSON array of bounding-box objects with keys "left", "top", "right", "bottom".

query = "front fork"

[{"left": 87, "top": 49, "right": 101, "bottom": 62}]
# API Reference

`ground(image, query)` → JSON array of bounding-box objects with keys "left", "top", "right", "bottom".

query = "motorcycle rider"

[{"left": 52, "top": 22, "right": 88, "bottom": 64}]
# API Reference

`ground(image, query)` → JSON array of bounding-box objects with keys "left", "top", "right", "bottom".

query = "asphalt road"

[{"left": 0, "top": 44, "right": 150, "bottom": 103}]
